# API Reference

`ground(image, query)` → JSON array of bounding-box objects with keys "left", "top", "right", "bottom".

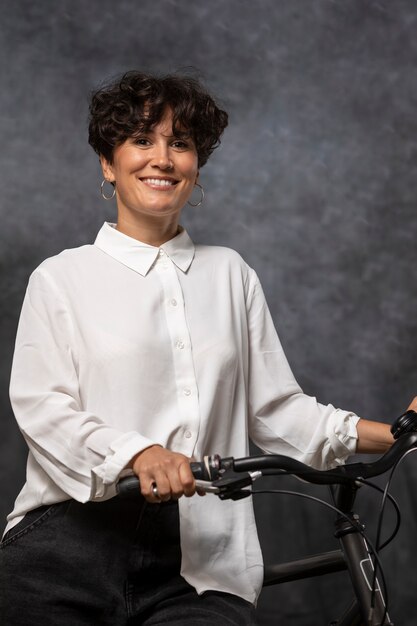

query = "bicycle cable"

[{"left": 353, "top": 478, "right": 401, "bottom": 550}]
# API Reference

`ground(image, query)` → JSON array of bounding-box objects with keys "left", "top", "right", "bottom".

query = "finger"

[
  {"left": 178, "top": 461, "right": 196, "bottom": 498},
  {"left": 168, "top": 470, "right": 186, "bottom": 500},
  {"left": 143, "top": 480, "right": 162, "bottom": 503},
  {"left": 151, "top": 471, "right": 171, "bottom": 502},
  {"left": 140, "top": 470, "right": 170, "bottom": 503},
  {"left": 159, "top": 459, "right": 192, "bottom": 500}
]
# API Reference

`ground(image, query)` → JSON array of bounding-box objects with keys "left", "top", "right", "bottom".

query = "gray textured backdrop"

[{"left": 1, "top": 1, "right": 417, "bottom": 624}]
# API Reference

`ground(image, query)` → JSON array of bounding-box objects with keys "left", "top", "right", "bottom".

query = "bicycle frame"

[{"left": 262, "top": 482, "right": 393, "bottom": 625}]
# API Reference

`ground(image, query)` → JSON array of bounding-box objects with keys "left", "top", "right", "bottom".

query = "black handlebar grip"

[
  {"left": 117, "top": 461, "right": 207, "bottom": 498},
  {"left": 116, "top": 476, "right": 141, "bottom": 498}
]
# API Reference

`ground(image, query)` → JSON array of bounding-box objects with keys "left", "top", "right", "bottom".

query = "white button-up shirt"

[{"left": 7, "top": 222, "right": 359, "bottom": 603}]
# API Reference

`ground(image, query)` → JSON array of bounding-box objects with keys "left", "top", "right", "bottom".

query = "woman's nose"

[{"left": 151, "top": 145, "right": 173, "bottom": 170}]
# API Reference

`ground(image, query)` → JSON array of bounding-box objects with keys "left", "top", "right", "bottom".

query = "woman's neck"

[{"left": 115, "top": 215, "right": 180, "bottom": 247}]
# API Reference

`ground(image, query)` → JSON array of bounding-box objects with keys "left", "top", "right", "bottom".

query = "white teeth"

[{"left": 142, "top": 178, "right": 175, "bottom": 187}]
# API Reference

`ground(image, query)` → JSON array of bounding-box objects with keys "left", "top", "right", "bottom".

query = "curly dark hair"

[{"left": 88, "top": 71, "right": 228, "bottom": 168}]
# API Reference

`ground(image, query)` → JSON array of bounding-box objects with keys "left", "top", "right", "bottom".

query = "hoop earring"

[
  {"left": 187, "top": 183, "right": 204, "bottom": 207},
  {"left": 101, "top": 179, "right": 116, "bottom": 200}
]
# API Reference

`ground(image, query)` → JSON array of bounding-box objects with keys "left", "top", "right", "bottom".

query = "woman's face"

[{"left": 101, "top": 108, "right": 199, "bottom": 224}]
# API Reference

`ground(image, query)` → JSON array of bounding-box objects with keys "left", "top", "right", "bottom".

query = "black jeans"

[{"left": 0, "top": 496, "right": 257, "bottom": 625}]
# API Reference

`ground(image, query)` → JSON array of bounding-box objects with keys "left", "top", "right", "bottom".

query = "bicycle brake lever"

[
  {"left": 194, "top": 479, "right": 221, "bottom": 494},
  {"left": 222, "top": 489, "right": 252, "bottom": 501},
  {"left": 194, "top": 479, "right": 252, "bottom": 498},
  {"left": 212, "top": 470, "right": 262, "bottom": 500}
]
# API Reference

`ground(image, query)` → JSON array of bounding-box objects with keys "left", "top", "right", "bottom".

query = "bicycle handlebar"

[
  {"left": 232, "top": 431, "right": 417, "bottom": 484},
  {"left": 117, "top": 430, "right": 417, "bottom": 498}
]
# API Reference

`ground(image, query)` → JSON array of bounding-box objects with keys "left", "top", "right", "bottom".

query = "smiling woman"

[
  {"left": 88, "top": 71, "right": 228, "bottom": 245},
  {"left": 1, "top": 70, "right": 402, "bottom": 626}
]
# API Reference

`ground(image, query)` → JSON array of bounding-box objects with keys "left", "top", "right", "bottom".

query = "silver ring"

[{"left": 151, "top": 483, "right": 160, "bottom": 498}]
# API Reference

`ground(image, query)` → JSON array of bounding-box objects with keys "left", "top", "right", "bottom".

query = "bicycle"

[{"left": 117, "top": 411, "right": 417, "bottom": 626}]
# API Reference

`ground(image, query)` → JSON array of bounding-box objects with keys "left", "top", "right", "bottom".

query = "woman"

[{"left": 0, "top": 71, "right": 409, "bottom": 625}]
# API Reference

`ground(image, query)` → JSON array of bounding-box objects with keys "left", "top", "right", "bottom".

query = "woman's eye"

[
  {"left": 135, "top": 137, "right": 150, "bottom": 146},
  {"left": 172, "top": 140, "right": 189, "bottom": 149}
]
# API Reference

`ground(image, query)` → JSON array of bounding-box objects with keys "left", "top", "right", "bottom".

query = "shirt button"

[
  {"left": 184, "top": 430, "right": 192, "bottom": 439},
  {"left": 170, "top": 299, "right": 178, "bottom": 307},
  {"left": 175, "top": 340, "right": 185, "bottom": 350},
  {"left": 159, "top": 250, "right": 165, "bottom": 256},
  {"left": 183, "top": 388, "right": 191, "bottom": 396}
]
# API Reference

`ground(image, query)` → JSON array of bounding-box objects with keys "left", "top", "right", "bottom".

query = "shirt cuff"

[
  {"left": 91, "top": 431, "right": 157, "bottom": 499},
  {"left": 327, "top": 411, "right": 360, "bottom": 466}
]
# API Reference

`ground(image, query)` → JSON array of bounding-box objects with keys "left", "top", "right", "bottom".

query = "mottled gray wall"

[{"left": 1, "top": 1, "right": 417, "bottom": 624}]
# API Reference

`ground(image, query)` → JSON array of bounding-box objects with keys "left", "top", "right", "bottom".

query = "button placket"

[{"left": 156, "top": 257, "right": 200, "bottom": 453}]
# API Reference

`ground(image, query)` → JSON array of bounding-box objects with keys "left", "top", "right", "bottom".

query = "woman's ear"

[{"left": 100, "top": 155, "right": 115, "bottom": 183}]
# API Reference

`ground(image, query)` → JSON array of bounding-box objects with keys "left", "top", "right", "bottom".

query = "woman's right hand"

[{"left": 130, "top": 445, "right": 196, "bottom": 502}]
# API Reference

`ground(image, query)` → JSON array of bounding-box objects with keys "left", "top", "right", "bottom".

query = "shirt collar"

[{"left": 94, "top": 222, "right": 195, "bottom": 277}]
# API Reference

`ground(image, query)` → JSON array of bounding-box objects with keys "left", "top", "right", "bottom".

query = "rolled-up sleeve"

[
  {"left": 246, "top": 269, "right": 359, "bottom": 469},
  {"left": 9, "top": 269, "right": 155, "bottom": 502}
]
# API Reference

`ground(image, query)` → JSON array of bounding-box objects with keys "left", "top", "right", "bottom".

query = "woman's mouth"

[{"left": 140, "top": 177, "right": 178, "bottom": 189}]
